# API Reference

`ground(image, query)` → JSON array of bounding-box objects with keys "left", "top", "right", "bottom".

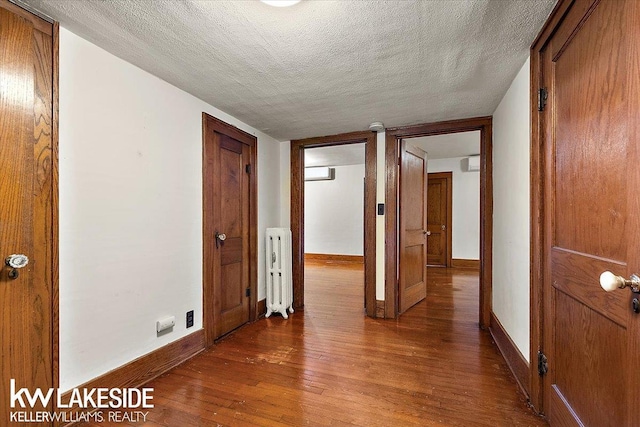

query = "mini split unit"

[{"left": 304, "top": 167, "right": 335, "bottom": 181}]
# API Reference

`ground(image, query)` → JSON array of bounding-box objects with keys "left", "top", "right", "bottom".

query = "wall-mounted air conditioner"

[
  {"left": 466, "top": 156, "right": 480, "bottom": 172},
  {"left": 304, "top": 166, "right": 335, "bottom": 181}
]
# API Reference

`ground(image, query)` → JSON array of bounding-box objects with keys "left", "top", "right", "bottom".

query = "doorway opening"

[
  {"left": 384, "top": 117, "right": 492, "bottom": 325},
  {"left": 412, "top": 131, "right": 481, "bottom": 270},
  {"left": 303, "top": 144, "right": 366, "bottom": 310},
  {"left": 290, "top": 131, "right": 377, "bottom": 317}
]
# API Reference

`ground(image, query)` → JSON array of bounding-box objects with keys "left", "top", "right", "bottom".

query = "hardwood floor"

[{"left": 78, "top": 264, "right": 546, "bottom": 426}]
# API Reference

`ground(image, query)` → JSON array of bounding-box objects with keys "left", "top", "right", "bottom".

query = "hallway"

[{"left": 81, "top": 264, "right": 546, "bottom": 426}]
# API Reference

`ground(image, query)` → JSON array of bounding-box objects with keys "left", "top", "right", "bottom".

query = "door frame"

[
  {"left": 0, "top": 0, "right": 60, "bottom": 403},
  {"left": 529, "top": 0, "right": 582, "bottom": 414},
  {"left": 384, "top": 117, "right": 492, "bottom": 324},
  {"left": 52, "top": 18, "right": 60, "bottom": 402},
  {"left": 202, "top": 113, "right": 258, "bottom": 346},
  {"left": 427, "top": 172, "right": 453, "bottom": 268},
  {"left": 290, "top": 131, "right": 377, "bottom": 317}
]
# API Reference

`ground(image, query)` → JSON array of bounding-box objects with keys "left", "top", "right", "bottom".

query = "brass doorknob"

[{"left": 600, "top": 271, "right": 640, "bottom": 293}]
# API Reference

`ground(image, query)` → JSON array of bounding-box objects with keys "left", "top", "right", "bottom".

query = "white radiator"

[{"left": 265, "top": 228, "right": 294, "bottom": 319}]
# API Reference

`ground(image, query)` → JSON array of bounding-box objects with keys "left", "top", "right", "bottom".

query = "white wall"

[
  {"left": 492, "top": 57, "right": 530, "bottom": 361},
  {"left": 375, "top": 131, "right": 386, "bottom": 300},
  {"left": 427, "top": 157, "right": 480, "bottom": 260},
  {"left": 280, "top": 141, "right": 291, "bottom": 228},
  {"left": 305, "top": 165, "right": 365, "bottom": 255},
  {"left": 59, "top": 28, "right": 281, "bottom": 391}
]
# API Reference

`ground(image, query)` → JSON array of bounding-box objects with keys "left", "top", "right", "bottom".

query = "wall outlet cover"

[{"left": 186, "top": 310, "right": 194, "bottom": 328}]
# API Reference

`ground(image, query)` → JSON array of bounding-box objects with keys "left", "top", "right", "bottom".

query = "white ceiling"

[
  {"left": 305, "top": 143, "right": 365, "bottom": 167},
  {"left": 409, "top": 131, "right": 480, "bottom": 160},
  {"left": 22, "top": 0, "right": 556, "bottom": 141}
]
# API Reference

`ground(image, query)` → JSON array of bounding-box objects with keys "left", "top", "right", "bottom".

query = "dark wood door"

[
  {"left": 203, "top": 115, "right": 255, "bottom": 342},
  {"left": 427, "top": 173, "right": 451, "bottom": 267},
  {"left": 0, "top": 3, "right": 54, "bottom": 425},
  {"left": 541, "top": 0, "right": 640, "bottom": 425},
  {"left": 399, "top": 140, "right": 427, "bottom": 313}
]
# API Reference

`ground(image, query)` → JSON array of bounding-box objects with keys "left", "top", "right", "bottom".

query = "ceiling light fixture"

[{"left": 261, "top": 0, "right": 301, "bottom": 7}]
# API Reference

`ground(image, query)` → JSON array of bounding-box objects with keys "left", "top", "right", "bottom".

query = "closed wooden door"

[
  {"left": 426, "top": 173, "right": 451, "bottom": 267},
  {"left": 541, "top": 0, "right": 640, "bottom": 425},
  {"left": 203, "top": 115, "right": 256, "bottom": 342},
  {"left": 399, "top": 140, "right": 427, "bottom": 313},
  {"left": 0, "top": 2, "right": 54, "bottom": 425}
]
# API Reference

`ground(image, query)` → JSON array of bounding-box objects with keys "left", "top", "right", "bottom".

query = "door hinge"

[
  {"left": 537, "top": 350, "right": 548, "bottom": 376},
  {"left": 245, "top": 164, "right": 251, "bottom": 174},
  {"left": 538, "top": 87, "right": 548, "bottom": 111},
  {"left": 245, "top": 288, "right": 251, "bottom": 297}
]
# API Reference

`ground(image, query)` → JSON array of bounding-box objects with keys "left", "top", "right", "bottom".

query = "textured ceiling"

[
  {"left": 22, "top": 0, "right": 556, "bottom": 140},
  {"left": 410, "top": 131, "right": 480, "bottom": 160}
]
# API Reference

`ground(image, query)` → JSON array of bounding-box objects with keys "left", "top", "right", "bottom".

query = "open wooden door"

[
  {"left": 398, "top": 140, "right": 428, "bottom": 313},
  {"left": 539, "top": 0, "right": 640, "bottom": 424}
]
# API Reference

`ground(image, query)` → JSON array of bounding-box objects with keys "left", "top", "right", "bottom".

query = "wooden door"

[
  {"left": 426, "top": 172, "right": 451, "bottom": 267},
  {"left": 540, "top": 0, "right": 640, "bottom": 425},
  {"left": 203, "top": 114, "right": 256, "bottom": 343},
  {"left": 0, "top": 2, "right": 55, "bottom": 425},
  {"left": 399, "top": 140, "right": 428, "bottom": 313}
]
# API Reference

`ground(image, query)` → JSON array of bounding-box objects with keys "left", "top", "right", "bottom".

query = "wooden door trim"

[
  {"left": 1, "top": 0, "right": 52, "bottom": 35},
  {"left": 202, "top": 113, "right": 258, "bottom": 347},
  {"left": 427, "top": 172, "right": 453, "bottom": 267},
  {"left": 384, "top": 117, "right": 492, "bottom": 324},
  {"left": 529, "top": 0, "right": 578, "bottom": 414},
  {"left": 290, "top": 130, "right": 377, "bottom": 317},
  {"left": 52, "top": 19, "right": 60, "bottom": 396}
]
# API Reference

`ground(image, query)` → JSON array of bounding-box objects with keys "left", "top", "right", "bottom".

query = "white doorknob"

[
  {"left": 600, "top": 271, "right": 640, "bottom": 293},
  {"left": 5, "top": 254, "right": 29, "bottom": 269}
]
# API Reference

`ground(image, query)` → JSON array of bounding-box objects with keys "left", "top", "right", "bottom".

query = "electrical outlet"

[{"left": 186, "top": 310, "right": 194, "bottom": 328}]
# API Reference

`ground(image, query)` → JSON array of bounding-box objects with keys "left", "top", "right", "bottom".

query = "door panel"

[
  {"left": 0, "top": 4, "right": 54, "bottom": 425},
  {"left": 399, "top": 141, "right": 427, "bottom": 313},
  {"left": 216, "top": 136, "right": 250, "bottom": 337},
  {"left": 427, "top": 173, "right": 451, "bottom": 267},
  {"left": 542, "top": 0, "right": 639, "bottom": 424},
  {"left": 203, "top": 116, "right": 255, "bottom": 343}
]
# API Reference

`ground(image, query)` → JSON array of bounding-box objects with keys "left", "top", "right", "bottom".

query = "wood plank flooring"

[{"left": 78, "top": 263, "right": 547, "bottom": 426}]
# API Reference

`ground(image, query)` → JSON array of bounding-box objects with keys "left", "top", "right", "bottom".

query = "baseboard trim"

[
  {"left": 59, "top": 329, "right": 205, "bottom": 424},
  {"left": 376, "top": 300, "right": 385, "bottom": 318},
  {"left": 451, "top": 258, "right": 480, "bottom": 269},
  {"left": 489, "top": 312, "right": 530, "bottom": 398},
  {"left": 257, "top": 298, "right": 266, "bottom": 319},
  {"left": 305, "top": 253, "right": 364, "bottom": 264}
]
